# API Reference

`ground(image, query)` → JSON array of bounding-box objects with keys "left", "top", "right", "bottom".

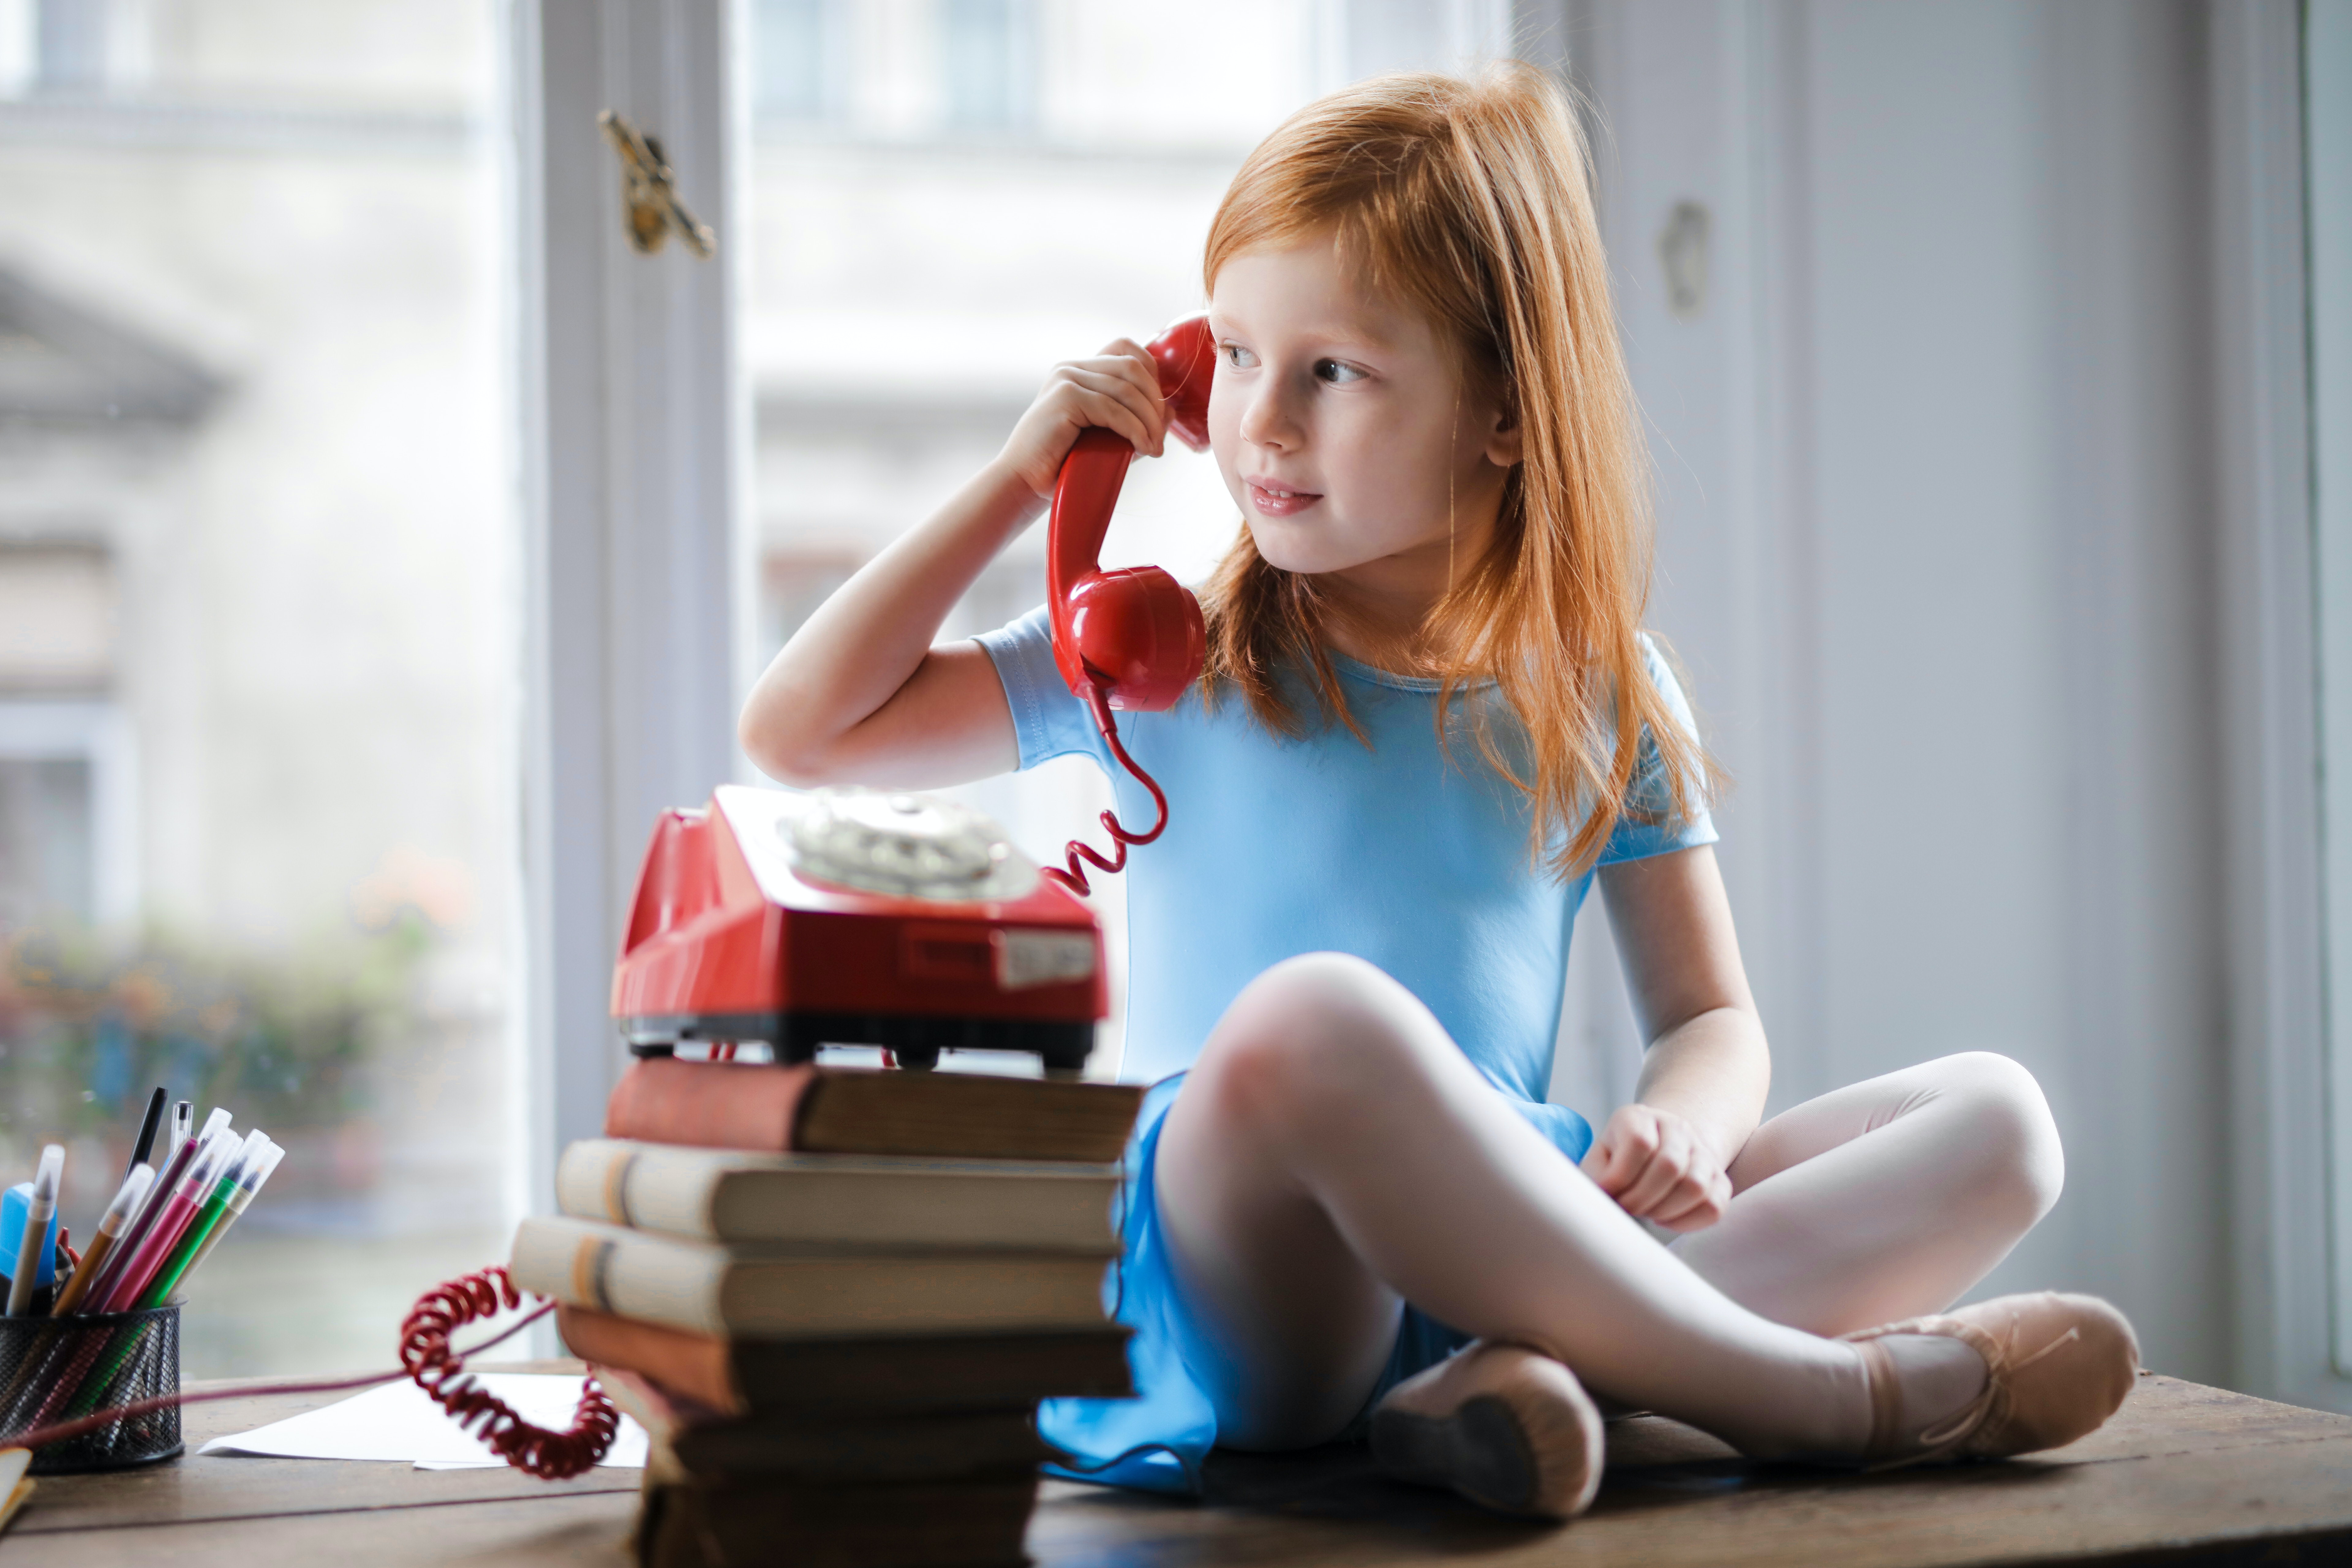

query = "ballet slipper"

[
  {"left": 1367, "top": 1339, "right": 1603, "bottom": 1520},
  {"left": 1845, "top": 1291, "right": 2140, "bottom": 1467}
]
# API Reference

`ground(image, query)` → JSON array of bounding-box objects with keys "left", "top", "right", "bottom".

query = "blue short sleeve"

[
  {"left": 974, "top": 606, "right": 1111, "bottom": 772},
  {"left": 1596, "top": 636, "right": 1718, "bottom": 866}
]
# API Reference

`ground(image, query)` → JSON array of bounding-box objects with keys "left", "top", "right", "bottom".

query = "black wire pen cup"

[{"left": 0, "top": 1304, "right": 182, "bottom": 1472}]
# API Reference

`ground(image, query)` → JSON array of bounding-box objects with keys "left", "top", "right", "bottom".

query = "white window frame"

[
  {"left": 2211, "top": 0, "right": 2343, "bottom": 1410},
  {"left": 505, "top": 0, "right": 754, "bottom": 1219}
]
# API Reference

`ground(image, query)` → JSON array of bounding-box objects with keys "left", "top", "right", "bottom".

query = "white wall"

[{"left": 1542, "top": 0, "right": 2232, "bottom": 1382}]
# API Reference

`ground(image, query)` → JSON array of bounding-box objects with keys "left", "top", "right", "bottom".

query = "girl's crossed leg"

[{"left": 1152, "top": 952, "right": 2063, "bottom": 1459}]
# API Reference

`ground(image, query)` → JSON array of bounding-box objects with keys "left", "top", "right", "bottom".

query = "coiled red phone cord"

[
  {"left": 399, "top": 1265, "right": 618, "bottom": 1478},
  {"left": 0, "top": 1267, "right": 616, "bottom": 1481},
  {"left": 1042, "top": 679, "right": 1172, "bottom": 897}
]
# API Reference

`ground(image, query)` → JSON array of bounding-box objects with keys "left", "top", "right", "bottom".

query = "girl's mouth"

[{"left": 1245, "top": 477, "right": 1324, "bottom": 518}]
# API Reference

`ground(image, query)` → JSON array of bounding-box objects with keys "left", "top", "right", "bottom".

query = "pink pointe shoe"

[
  {"left": 1368, "top": 1340, "right": 1603, "bottom": 1520},
  {"left": 1844, "top": 1291, "right": 2140, "bottom": 1467}
]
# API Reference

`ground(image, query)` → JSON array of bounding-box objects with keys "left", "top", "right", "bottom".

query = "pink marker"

[{"left": 96, "top": 1127, "right": 238, "bottom": 1314}]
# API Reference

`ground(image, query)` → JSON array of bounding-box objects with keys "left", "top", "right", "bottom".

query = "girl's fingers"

[
  {"left": 1060, "top": 364, "right": 1166, "bottom": 454},
  {"left": 1585, "top": 1109, "right": 1657, "bottom": 1195},
  {"left": 1616, "top": 1126, "right": 1694, "bottom": 1216},
  {"left": 1050, "top": 380, "right": 1155, "bottom": 454},
  {"left": 1648, "top": 1174, "right": 1728, "bottom": 1232},
  {"left": 1084, "top": 340, "right": 1169, "bottom": 438}
]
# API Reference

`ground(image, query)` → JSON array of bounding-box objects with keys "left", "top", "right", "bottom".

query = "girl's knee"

[
  {"left": 1935, "top": 1051, "right": 2065, "bottom": 1221},
  {"left": 1191, "top": 952, "right": 1444, "bottom": 1129}
]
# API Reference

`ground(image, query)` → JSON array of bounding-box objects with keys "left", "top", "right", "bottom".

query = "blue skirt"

[{"left": 1038, "top": 1074, "right": 1595, "bottom": 1495}]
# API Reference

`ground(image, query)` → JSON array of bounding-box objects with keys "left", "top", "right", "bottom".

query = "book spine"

[
  {"left": 558, "top": 1305, "right": 743, "bottom": 1415},
  {"left": 605, "top": 1058, "right": 813, "bottom": 1151},
  {"left": 510, "top": 1216, "right": 731, "bottom": 1336},
  {"left": 556, "top": 1140, "right": 724, "bottom": 1237}
]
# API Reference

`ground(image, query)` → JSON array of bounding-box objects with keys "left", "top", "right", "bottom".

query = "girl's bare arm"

[
  {"left": 1580, "top": 844, "right": 1772, "bottom": 1231},
  {"left": 738, "top": 341, "right": 1169, "bottom": 788}
]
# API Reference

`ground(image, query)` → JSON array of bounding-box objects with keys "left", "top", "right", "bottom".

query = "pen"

[
  {"left": 6, "top": 1148, "right": 62, "bottom": 1317},
  {"left": 85, "top": 1106, "right": 232, "bottom": 1309},
  {"left": 126, "top": 1088, "right": 166, "bottom": 1180},
  {"left": 51, "top": 1165, "right": 153, "bottom": 1318},
  {"left": 95, "top": 1127, "right": 237, "bottom": 1315},
  {"left": 142, "top": 1138, "right": 282, "bottom": 1306},
  {"left": 170, "top": 1100, "right": 192, "bottom": 1152}
]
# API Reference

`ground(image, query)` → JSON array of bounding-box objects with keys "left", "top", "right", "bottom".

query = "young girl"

[{"left": 739, "top": 65, "right": 2138, "bottom": 1519}]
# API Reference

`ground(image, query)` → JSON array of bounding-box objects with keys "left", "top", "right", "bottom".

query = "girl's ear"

[{"left": 1483, "top": 402, "right": 1525, "bottom": 469}]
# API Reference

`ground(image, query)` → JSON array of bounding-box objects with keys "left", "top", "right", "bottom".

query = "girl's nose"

[{"left": 1237, "top": 382, "right": 1302, "bottom": 452}]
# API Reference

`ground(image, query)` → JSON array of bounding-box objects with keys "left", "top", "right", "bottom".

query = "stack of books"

[{"left": 509, "top": 1057, "right": 1144, "bottom": 1568}]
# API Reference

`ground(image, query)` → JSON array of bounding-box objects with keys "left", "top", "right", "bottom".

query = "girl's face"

[{"left": 1205, "top": 231, "right": 1520, "bottom": 606}]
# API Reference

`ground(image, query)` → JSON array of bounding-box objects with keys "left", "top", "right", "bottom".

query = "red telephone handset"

[
  {"left": 1040, "top": 315, "right": 1217, "bottom": 895},
  {"left": 1046, "top": 315, "right": 1216, "bottom": 709}
]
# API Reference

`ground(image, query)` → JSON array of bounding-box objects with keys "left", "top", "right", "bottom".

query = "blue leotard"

[{"left": 975, "top": 606, "right": 1715, "bottom": 1492}]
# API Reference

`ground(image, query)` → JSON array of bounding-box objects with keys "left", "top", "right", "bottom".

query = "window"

[
  {"left": 941, "top": 0, "right": 1029, "bottom": 131},
  {"left": 0, "top": 0, "right": 518, "bottom": 1378},
  {"left": 754, "top": 0, "right": 834, "bottom": 122},
  {"left": 744, "top": 0, "right": 1328, "bottom": 1077}
]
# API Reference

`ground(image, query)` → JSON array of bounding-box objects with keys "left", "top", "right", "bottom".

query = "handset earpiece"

[{"left": 1046, "top": 315, "right": 1215, "bottom": 713}]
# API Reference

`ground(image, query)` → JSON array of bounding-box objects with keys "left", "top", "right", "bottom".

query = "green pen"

[{"left": 138, "top": 1132, "right": 273, "bottom": 1310}]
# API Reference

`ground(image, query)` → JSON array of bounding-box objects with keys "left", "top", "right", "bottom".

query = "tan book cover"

[
  {"left": 555, "top": 1138, "right": 1119, "bottom": 1253},
  {"left": 510, "top": 1215, "right": 1111, "bottom": 1338}
]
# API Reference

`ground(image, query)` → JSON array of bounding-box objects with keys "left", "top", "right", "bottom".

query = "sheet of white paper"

[{"left": 198, "top": 1374, "right": 647, "bottom": 1470}]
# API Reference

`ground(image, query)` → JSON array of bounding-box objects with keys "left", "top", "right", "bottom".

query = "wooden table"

[{"left": 9, "top": 1366, "right": 2352, "bottom": 1566}]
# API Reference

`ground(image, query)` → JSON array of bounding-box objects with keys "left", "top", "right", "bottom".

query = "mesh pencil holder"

[{"left": 0, "top": 1303, "right": 182, "bottom": 1473}]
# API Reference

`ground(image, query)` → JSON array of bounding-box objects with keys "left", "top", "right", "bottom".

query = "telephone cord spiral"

[
  {"left": 1042, "top": 679, "right": 1171, "bottom": 898},
  {"left": 398, "top": 1266, "right": 618, "bottom": 1480}
]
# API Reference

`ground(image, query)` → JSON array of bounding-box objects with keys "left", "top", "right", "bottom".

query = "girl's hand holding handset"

[
  {"left": 1581, "top": 1102, "right": 1735, "bottom": 1233},
  {"left": 997, "top": 338, "right": 1170, "bottom": 501}
]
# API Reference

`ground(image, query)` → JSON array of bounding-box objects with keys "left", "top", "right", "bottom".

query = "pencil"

[
  {"left": 6, "top": 1149, "right": 61, "bottom": 1318},
  {"left": 50, "top": 1166, "right": 153, "bottom": 1318}
]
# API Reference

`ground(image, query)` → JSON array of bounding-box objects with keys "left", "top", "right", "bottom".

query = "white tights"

[{"left": 1151, "top": 953, "right": 2065, "bottom": 1460}]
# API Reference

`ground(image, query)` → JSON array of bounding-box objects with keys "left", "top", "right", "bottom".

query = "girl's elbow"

[{"left": 738, "top": 707, "right": 833, "bottom": 787}]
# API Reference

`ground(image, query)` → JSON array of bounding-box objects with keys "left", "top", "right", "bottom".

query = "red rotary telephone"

[{"left": 1038, "top": 314, "right": 1216, "bottom": 894}]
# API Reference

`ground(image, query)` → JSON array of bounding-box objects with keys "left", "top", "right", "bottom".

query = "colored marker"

[
  {"left": 138, "top": 1132, "right": 265, "bottom": 1309},
  {"left": 51, "top": 1164, "right": 153, "bottom": 1318},
  {"left": 5, "top": 1148, "right": 61, "bottom": 1317},
  {"left": 85, "top": 1107, "right": 230, "bottom": 1308},
  {"left": 143, "top": 1139, "right": 281, "bottom": 1306},
  {"left": 95, "top": 1127, "right": 236, "bottom": 1315}
]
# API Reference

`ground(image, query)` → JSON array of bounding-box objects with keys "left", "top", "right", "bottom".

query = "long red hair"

[{"left": 1199, "top": 64, "right": 1711, "bottom": 877}]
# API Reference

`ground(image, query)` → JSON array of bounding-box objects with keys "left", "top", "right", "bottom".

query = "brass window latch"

[{"left": 596, "top": 110, "right": 716, "bottom": 260}]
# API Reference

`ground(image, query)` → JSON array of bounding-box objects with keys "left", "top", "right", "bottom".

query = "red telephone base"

[
  {"left": 621, "top": 1010, "right": 1092, "bottom": 1072},
  {"left": 611, "top": 786, "right": 1106, "bottom": 1071}
]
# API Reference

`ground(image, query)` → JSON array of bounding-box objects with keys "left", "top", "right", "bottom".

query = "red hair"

[{"left": 1199, "top": 64, "right": 1711, "bottom": 876}]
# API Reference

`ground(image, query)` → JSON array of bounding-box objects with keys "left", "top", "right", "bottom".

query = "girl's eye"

[
  {"left": 1314, "top": 359, "right": 1366, "bottom": 385},
  {"left": 1221, "top": 342, "right": 1257, "bottom": 370}
]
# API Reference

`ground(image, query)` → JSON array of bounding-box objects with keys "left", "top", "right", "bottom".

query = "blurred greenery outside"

[
  {"left": 0, "top": 913, "right": 519, "bottom": 1376},
  {"left": 0, "top": 914, "right": 428, "bottom": 1155}
]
